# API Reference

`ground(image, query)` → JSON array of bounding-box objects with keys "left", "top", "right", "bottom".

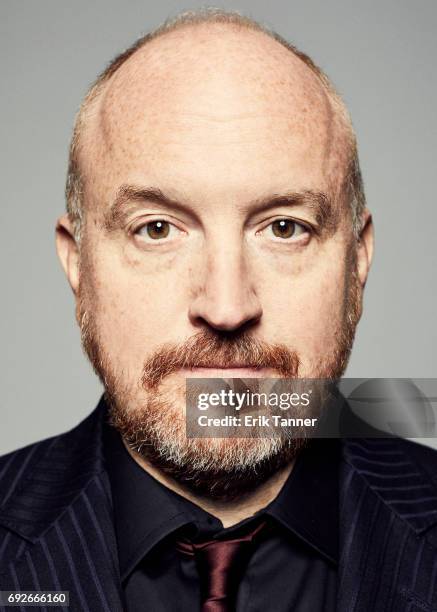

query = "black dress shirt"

[{"left": 103, "top": 418, "right": 340, "bottom": 611}]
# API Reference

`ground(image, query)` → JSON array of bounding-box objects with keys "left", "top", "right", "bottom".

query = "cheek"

[
  {"left": 79, "top": 244, "right": 193, "bottom": 374},
  {"left": 259, "top": 252, "right": 349, "bottom": 356}
]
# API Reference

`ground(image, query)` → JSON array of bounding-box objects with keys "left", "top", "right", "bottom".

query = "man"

[{"left": 1, "top": 8, "right": 437, "bottom": 612}]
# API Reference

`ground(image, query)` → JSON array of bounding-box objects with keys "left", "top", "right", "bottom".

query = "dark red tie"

[{"left": 177, "top": 519, "right": 267, "bottom": 612}]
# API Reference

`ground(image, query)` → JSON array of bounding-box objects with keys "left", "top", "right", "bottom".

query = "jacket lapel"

[
  {"left": 338, "top": 436, "right": 437, "bottom": 612},
  {"left": 0, "top": 399, "right": 124, "bottom": 612}
]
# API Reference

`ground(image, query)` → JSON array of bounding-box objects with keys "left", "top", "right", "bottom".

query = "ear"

[
  {"left": 56, "top": 214, "right": 80, "bottom": 296},
  {"left": 356, "top": 208, "right": 374, "bottom": 287}
]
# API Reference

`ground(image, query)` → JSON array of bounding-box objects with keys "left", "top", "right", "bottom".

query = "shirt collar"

[
  {"left": 264, "top": 437, "right": 340, "bottom": 565},
  {"left": 103, "top": 418, "right": 339, "bottom": 580},
  {"left": 103, "top": 419, "right": 214, "bottom": 580}
]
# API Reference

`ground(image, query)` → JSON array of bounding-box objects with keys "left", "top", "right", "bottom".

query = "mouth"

[{"left": 181, "top": 366, "right": 279, "bottom": 379}]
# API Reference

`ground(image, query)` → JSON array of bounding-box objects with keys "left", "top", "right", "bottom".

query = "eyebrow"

[
  {"left": 103, "top": 186, "right": 190, "bottom": 233},
  {"left": 246, "top": 190, "right": 338, "bottom": 232},
  {"left": 102, "top": 184, "right": 339, "bottom": 234}
]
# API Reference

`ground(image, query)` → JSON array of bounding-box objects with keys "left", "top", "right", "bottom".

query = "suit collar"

[
  {"left": 0, "top": 397, "right": 108, "bottom": 543},
  {"left": 342, "top": 436, "right": 437, "bottom": 535},
  {"left": 318, "top": 395, "right": 437, "bottom": 536}
]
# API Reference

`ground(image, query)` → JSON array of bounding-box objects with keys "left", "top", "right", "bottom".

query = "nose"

[{"left": 188, "top": 240, "right": 263, "bottom": 332}]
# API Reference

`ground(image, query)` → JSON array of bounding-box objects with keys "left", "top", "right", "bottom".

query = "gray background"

[{"left": 1, "top": 0, "right": 436, "bottom": 454}]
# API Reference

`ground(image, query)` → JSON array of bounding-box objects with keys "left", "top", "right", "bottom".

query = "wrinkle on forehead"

[{"left": 81, "top": 24, "right": 351, "bottom": 203}]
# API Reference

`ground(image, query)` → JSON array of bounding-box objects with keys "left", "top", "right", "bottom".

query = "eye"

[
  {"left": 265, "top": 219, "right": 309, "bottom": 240},
  {"left": 135, "top": 220, "right": 180, "bottom": 242}
]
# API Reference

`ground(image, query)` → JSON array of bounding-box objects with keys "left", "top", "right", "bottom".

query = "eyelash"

[
  {"left": 132, "top": 218, "right": 312, "bottom": 244},
  {"left": 133, "top": 219, "right": 182, "bottom": 242},
  {"left": 257, "top": 218, "right": 311, "bottom": 242}
]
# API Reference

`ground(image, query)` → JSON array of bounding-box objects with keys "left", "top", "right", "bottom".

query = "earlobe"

[
  {"left": 55, "top": 214, "right": 80, "bottom": 296},
  {"left": 356, "top": 209, "right": 374, "bottom": 287}
]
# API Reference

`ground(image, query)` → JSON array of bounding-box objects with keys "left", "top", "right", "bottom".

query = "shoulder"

[
  {"left": 396, "top": 437, "right": 437, "bottom": 484},
  {"left": 0, "top": 434, "right": 61, "bottom": 501},
  {"left": 0, "top": 401, "right": 105, "bottom": 504},
  {"left": 343, "top": 434, "right": 437, "bottom": 478},
  {"left": 344, "top": 435, "right": 437, "bottom": 497}
]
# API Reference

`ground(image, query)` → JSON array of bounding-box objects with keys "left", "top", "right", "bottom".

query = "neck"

[{"left": 123, "top": 439, "right": 295, "bottom": 528}]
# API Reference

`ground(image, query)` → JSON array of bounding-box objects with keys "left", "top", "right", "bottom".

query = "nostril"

[{"left": 189, "top": 303, "right": 263, "bottom": 335}]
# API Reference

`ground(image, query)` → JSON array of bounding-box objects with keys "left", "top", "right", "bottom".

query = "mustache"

[{"left": 141, "top": 330, "right": 300, "bottom": 389}]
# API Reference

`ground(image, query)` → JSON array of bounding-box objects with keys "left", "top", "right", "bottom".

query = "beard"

[{"left": 78, "top": 263, "right": 361, "bottom": 501}]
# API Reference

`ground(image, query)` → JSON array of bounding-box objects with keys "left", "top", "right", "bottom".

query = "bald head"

[
  {"left": 66, "top": 9, "right": 364, "bottom": 241},
  {"left": 57, "top": 12, "right": 373, "bottom": 492}
]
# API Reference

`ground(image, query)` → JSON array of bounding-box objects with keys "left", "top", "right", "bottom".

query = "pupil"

[
  {"left": 147, "top": 221, "right": 170, "bottom": 239},
  {"left": 273, "top": 219, "right": 295, "bottom": 238}
]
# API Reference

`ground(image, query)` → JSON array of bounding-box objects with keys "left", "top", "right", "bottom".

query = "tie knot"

[{"left": 177, "top": 518, "right": 268, "bottom": 612}]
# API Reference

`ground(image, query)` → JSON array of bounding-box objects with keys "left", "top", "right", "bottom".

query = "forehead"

[{"left": 81, "top": 25, "right": 350, "bottom": 205}]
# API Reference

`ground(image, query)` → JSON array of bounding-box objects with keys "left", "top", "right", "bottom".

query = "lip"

[{"left": 181, "top": 366, "right": 279, "bottom": 379}]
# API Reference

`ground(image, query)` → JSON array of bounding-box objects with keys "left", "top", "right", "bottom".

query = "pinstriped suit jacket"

[{"left": 1, "top": 397, "right": 437, "bottom": 612}]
